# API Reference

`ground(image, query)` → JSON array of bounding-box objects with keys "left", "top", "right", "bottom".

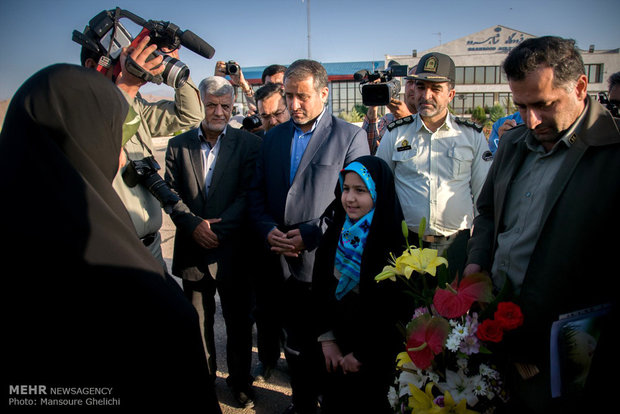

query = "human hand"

[
  {"left": 366, "top": 106, "right": 378, "bottom": 122},
  {"left": 386, "top": 98, "right": 412, "bottom": 119},
  {"left": 321, "top": 341, "right": 343, "bottom": 373},
  {"left": 192, "top": 218, "right": 222, "bottom": 249},
  {"left": 267, "top": 227, "right": 296, "bottom": 255},
  {"left": 116, "top": 35, "right": 165, "bottom": 97},
  {"left": 214, "top": 61, "right": 227, "bottom": 77},
  {"left": 341, "top": 353, "right": 361, "bottom": 374},
  {"left": 284, "top": 229, "right": 305, "bottom": 257},
  {"left": 497, "top": 119, "right": 518, "bottom": 139}
]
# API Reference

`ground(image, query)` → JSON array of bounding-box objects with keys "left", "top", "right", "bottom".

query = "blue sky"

[{"left": 1, "top": 0, "right": 619, "bottom": 100}]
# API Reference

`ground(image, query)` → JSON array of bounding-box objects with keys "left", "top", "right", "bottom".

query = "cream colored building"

[{"left": 386, "top": 25, "right": 620, "bottom": 116}]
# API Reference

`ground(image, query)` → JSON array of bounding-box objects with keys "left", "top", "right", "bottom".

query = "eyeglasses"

[{"left": 259, "top": 109, "right": 287, "bottom": 121}]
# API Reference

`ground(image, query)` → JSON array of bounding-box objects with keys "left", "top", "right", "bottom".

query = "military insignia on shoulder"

[
  {"left": 387, "top": 115, "right": 414, "bottom": 131},
  {"left": 482, "top": 150, "right": 493, "bottom": 161},
  {"left": 455, "top": 117, "right": 483, "bottom": 133}
]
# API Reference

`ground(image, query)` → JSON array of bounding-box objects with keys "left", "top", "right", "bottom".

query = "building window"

[
  {"left": 585, "top": 64, "right": 603, "bottom": 83},
  {"left": 455, "top": 66, "right": 507, "bottom": 85}
]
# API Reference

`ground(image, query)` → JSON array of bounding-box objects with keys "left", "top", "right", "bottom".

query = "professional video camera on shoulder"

[
  {"left": 354, "top": 61, "right": 408, "bottom": 106},
  {"left": 73, "top": 7, "right": 215, "bottom": 88}
]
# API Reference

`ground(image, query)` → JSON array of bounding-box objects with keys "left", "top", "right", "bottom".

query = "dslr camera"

[
  {"left": 598, "top": 92, "right": 619, "bottom": 118},
  {"left": 73, "top": 8, "right": 215, "bottom": 88},
  {"left": 354, "top": 61, "right": 408, "bottom": 106},
  {"left": 224, "top": 61, "right": 240, "bottom": 76},
  {"left": 242, "top": 114, "right": 262, "bottom": 130},
  {"left": 122, "top": 156, "right": 181, "bottom": 214}
]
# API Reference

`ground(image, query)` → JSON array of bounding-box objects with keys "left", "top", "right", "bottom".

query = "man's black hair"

[
  {"left": 503, "top": 36, "right": 585, "bottom": 87},
  {"left": 261, "top": 64, "right": 287, "bottom": 84},
  {"left": 255, "top": 82, "right": 284, "bottom": 104}
]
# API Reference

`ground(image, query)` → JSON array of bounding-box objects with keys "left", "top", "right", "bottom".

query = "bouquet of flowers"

[{"left": 376, "top": 219, "right": 523, "bottom": 414}]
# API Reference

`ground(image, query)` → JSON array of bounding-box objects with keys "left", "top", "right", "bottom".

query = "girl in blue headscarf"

[{"left": 312, "top": 155, "right": 411, "bottom": 413}]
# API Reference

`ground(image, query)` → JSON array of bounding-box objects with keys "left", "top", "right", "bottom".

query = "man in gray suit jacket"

[
  {"left": 249, "top": 59, "right": 369, "bottom": 414},
  {"left": 165, "top": 76, "right": 261, "bottom": 409}
]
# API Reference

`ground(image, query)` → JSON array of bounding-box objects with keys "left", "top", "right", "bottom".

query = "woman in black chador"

[
  {"left": 313, "top": 155, "right": 411, "bottom": 413},
  {"left": 1, "top": 64, "right": 221, "bottom": 412}
]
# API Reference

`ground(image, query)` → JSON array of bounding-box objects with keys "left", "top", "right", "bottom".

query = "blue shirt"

[
  {"left": 489, "top": 112, "right": 523, "bottom": 154},
  {"left": 289, "top": 108, "right": 326, "bottom": 184}
]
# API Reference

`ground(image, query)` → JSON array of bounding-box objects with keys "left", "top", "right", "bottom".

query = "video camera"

[
  {"left": 73, "top": 8, "right": 215, "bottom": 88},
  {"left": 598, "top": 92, "right": 619, "bottom": 118},
  {"left": 354, "top": 61, "right": 408, "bottom": 106}
]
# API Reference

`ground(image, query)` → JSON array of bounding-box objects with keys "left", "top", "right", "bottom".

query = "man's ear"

[{"left": 84, "top": 58, "right": 97, "bottom": 69}]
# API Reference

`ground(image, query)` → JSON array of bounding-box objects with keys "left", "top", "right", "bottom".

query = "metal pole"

[{"left": 307, "top": 0, "right": 311, "bottom": 59}]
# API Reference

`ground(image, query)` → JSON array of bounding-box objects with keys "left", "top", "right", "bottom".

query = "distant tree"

[
  {"left": 471, "top": 106, "right": 487, "bottom": 124},
  {"left": 489, "top": 104, "right": 505, "bottom": 122}
]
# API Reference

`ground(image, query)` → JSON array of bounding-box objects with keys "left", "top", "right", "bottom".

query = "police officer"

[{"left": 376, "top": 52, "right": 491, "bottom": 276}]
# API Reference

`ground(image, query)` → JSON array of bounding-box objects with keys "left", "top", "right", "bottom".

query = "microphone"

[{"left": 180, "top": 30, "right": 215, "bottom": 59}]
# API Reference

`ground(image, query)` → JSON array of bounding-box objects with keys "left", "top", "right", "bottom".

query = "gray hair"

[{"left": 198, "top": 76, "right": 235, "bottom": 101}]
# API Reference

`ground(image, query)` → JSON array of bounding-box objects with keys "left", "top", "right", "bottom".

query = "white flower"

[
  {"left": 446, "top": 323, "right": 469, "bottom": 352},
  {"left": 470, "top": 375, "right": 488, "bottom": 396},
  {"left": 427, "top": 371, "right": 440, "bottom": 383},
  {"left": 457, "top": 357, "right": 469, "bottom": 371},
  {"left": 436, "top": 369, "right": 479, "bottom": 407},
  {"left": 479, "top": 363, "right": 499, "bottom": 379},
  {"left": 398, "top": 370, "right": 426, "bottom": 397},
  {"left": 387, "top": 386, "right": 399, "bottom": 408}
]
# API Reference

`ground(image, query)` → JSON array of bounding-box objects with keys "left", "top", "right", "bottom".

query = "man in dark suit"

[
  {"left": 249, "top": 59, "right": 369, "bottom": 414},
  {"left": 465, "top": 36, "right": 620, "bottom": 413},
  {"left": 165, "top": 76, "right": 262, "bottom": 409}
]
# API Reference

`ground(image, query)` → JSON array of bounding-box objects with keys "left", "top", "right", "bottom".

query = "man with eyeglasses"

[{"left": 255, "top": 82, "right": 290, "bottom": 132}]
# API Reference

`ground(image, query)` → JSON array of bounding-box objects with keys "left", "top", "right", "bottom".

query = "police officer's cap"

[{"left": 405, "top": 52, "right": 455, "bottom": 83}]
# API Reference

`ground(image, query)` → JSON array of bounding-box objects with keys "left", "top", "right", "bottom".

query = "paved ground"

[{"left": 154, "top": 138, "right": 292, "bottom": 414}]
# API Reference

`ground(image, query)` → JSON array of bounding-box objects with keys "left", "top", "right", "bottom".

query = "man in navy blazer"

[{"left": 249, "top": 59, "right": 369, "bottom": 414}]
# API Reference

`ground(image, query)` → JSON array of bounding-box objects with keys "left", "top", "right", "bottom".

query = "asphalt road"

[{"left": 153, "top": 138, "right": 292, "bottom": 414}]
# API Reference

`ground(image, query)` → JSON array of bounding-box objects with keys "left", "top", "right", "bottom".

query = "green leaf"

[{"left": 418, "top": 217, "right": 427, "bottom": 247}]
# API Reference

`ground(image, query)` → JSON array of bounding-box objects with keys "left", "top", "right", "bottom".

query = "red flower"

[
  {"left": 494, "top": 302, "right": 524, "bottom": 331},
  {"left": 406, "top": 314, "right": 451, "bottom": 369},
  {"left": 433, "top": 273, "right": 494, "bottom": 318},
  {"left": 476, "top": 319, "right": 504, "bottom": 343}
]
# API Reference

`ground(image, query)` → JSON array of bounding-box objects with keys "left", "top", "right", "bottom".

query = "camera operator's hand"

[
  {"left": 386, "top": 98, "right": 412, "bottom": 120},
  {"left": 366, "top": 106, "right": 378, "bottom": 122},
  {"left": 214, "top": 61, "right": 228, "bottom": 77},
  {"left": 192, "top": 218, "right": 222, "bottom": 249},
  {"left": 116, "top": 35, "right": 165, "bottom": 99}
]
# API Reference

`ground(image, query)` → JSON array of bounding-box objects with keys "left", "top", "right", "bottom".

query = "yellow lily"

[
  {"left": 407, "top": 247, "right": 448, "bottom": 277},
  {"left": 396, "top": 351, "right": 412, "bottom": 369},
  {"left": 375, "top": 250, "right": 416, "bottom": 281},
  {"left": 409, "top": 383, "right": 441, "bottom": 414},
  {"left": 435, "top": 391, "right": 479, "bottom": 414}
]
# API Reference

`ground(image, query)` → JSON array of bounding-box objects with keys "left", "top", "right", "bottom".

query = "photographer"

[
  {"left": 80, "top": 32, "right": 203, "bottom": 267},
  {"left": 215, "top": 60, "right": 258, "bottom": 114},
  {"left": 361, "top": 66, "right": 417, "bottom": 154}
]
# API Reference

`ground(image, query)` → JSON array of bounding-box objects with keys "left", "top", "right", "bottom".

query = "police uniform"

[
  {"left": 377, "top": 113, "right": 490, "bottom": 237},
  {"left": 375, "top": 52, "right": 492, "bottom": 262}
]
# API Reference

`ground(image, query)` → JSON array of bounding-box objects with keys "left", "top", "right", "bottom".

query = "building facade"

[{"left": 240, "top": 25, "right": 619, "bottom": 118}]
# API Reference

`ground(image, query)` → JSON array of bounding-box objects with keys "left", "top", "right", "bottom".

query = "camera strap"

[{"left": 125, "top": 55, "right": 165, "bottom": 85}]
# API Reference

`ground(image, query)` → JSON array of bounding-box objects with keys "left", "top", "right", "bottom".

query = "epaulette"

[
  {"left": 454, "top": 117, "right": 483, "bottom": 133},
  {"left": 387, "top": 115, "right": 415, "bottom": 131}
]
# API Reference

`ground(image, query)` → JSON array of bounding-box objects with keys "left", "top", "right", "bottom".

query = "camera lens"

[{"left": 159, "top": 54, "right": 189, "bottom": 88}]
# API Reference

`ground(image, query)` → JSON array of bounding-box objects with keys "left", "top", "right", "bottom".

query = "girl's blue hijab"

[{"left": 334, "top": 161, "right": 377, "bottom": 300}]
